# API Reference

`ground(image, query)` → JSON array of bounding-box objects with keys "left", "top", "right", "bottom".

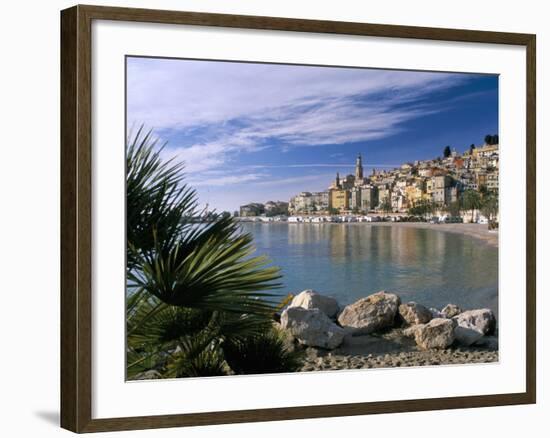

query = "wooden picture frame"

[{"left": 60, "top": 4, "right": 536, "bottom": 433}]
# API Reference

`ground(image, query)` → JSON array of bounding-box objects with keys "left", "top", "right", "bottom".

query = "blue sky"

[{"left": 127, "top": 57, "right": 498, "bottom": 212}]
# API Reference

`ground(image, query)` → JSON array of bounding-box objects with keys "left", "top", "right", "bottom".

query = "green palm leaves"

[
  {"left": 126, "top": 127, "right": 298, "bottom": 379},
  {"left": 223, "top": 330, "right": 305, "bottom": 375},
  {"left": 129, "top": 216, "right": 281, "bottom": 313},
  {"left": 127, "top": 127, "right": 196, "bottom": 270}
]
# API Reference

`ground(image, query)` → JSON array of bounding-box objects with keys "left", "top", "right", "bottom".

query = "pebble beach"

[
  {"left": 279, "top": 288, "right": 499, "bottom": 373},
  {"left": 299, "top": 331, "right": 499, "bottom": 372}
]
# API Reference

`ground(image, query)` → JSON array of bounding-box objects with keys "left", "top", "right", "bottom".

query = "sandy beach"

[
  {"left": 299, "top": 330, "right": 499, "bottom": 372},
  {"left": 366, "top": 222, "right": 498, "bottom": 247}
]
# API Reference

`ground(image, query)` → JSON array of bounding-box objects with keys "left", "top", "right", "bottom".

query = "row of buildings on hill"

[{"left": 239, "top": 138, "right": 499, "bottom": 217}]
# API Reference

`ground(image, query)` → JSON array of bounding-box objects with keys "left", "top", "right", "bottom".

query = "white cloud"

[
  {"left": 128, "top": 59, "right": 468, "bottom": 173},
  {"left": 254, "top": 173, "right": 333, "bottom": 187},
  {"left": 187, "top": 171, "right": 334, "bottom": 189},
  {"left": 187, "top": 173, "right": 265, "bottom": 187},
  {"left": 127, "top": 58, "right": 464, "bottom": 132}
]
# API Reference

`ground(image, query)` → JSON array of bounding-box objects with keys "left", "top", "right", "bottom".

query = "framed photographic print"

[{"left": 60, "top": 4, "right": 536, "bottom": 433}]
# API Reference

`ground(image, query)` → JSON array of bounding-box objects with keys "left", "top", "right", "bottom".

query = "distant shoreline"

[
  {"left": 366, "top": 222, "right": 499, "bottom": 247},
  {"left": 241, "top": 221, "right": 499, "bottom": 248}
]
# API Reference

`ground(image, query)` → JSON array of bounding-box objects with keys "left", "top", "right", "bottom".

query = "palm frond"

[
  {"left": 126, "top": 126, "right": 286, "bottom": 378},
  {"left": 166, "top": 347, "right": 227, "bottom": 378},
  {"left": 129, "top": 215, "right": 282, "bottom": 314},
  {"left": 128, "top": 302, "right": 212, "bottom": 347},
  {"left": 126, "top": 126, "right": 198, "bottom": 269},
  {"left": 126, "top": 347, "right": 168, "bottom": 379},
  {"left": 223, "top": 328, "right": 305, "bottom": 375}
]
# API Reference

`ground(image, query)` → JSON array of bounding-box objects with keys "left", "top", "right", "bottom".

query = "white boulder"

[
  {"left": 280, "top": 307, "right": 345, "bottom": 349},
  {"left": 337, "top": 291, "right": 401, "bottom": 335},
  {"left": 399, "top": 302, "right": 432, "bottom": 326},
  {"left": 288, "top": 289, "right": 339, "bottom": 318},
  {"left": 453, "top": 308, "right": 496, "bottom": 336},
  {"left": 414, "top": 318, "right": 455, "bottom": 350}
]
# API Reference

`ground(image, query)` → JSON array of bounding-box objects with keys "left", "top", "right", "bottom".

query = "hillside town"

[{"left": 238, "top": 135, "right": 499, "bottom": 226}]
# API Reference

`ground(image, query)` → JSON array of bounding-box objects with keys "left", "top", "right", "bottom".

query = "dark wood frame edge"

[{"left": 60, "top": 4, "right": 537, "bottom": 433}]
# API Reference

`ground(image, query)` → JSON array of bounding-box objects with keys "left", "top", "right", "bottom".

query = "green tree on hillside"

[
  {"left": 380, "top": 197, "right": 393, "bottom": 213},
  {"left": 462, "top": 189, "right": 482, "bottom": 223},
  {"left": 409, "top": 199, "right": 435, "bottom": 221},
  {"left": 445, "top": 200, "right": 462, "bottom": 218},
  {"left": 484, "top": 134, "right": 499, "bottom": 145},
  {"left": 309, "top": 201, "right": 317, "bottom": 214},
  {"left": 481, "top": 192, "right": 499, "bottom": 230},
  {"left": 443, "top": 146, "right": 452, "bottom": 158}
]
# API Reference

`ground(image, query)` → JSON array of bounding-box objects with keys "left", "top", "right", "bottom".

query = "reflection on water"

[{"left": 242, "top": 223, "right": 498, "bottom": 315}]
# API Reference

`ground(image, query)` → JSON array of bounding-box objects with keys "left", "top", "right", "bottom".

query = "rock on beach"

[
  {"left": 288, "top": 289, "right": 340, "bottom": 318},
  {"left": 278, "top": 290, "right": 497, "bottom": 366},
  {"left": 280, "top": 307, "right": 345, "bottom": 349},
  {"left": 441, "top": 303, "right": 463, "bottom": 318},
  {"left": 453, "top": 308, "right": 496, "bottom": 336},
  {"left": 399, "top": 302, "right": 432, "bottom": 326},
  {"left": 337, "top": 291, "right": 401, "bottom": 335},
  {"left": 414, "top": 318, "right": 455, "bottom": 350}
]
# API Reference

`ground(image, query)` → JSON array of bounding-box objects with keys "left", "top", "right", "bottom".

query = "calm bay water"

[{"left": 241, "top": 223, "right": 498, "bottom": 315}]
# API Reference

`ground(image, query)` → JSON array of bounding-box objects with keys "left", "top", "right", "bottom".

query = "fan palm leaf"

[
  {"left": 126, "top": 126, "right": 284, "bottom": 378},
  {"left": 129, "top": 216, "right": 282, "bottom": 314},
  {"left": 126, "top": 126, "right": 198, "bottom": 269}
]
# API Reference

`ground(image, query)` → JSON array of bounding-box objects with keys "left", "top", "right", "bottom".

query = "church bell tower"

[{"left": 355, "top": 153, "right": 364, "bottom": 180}]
